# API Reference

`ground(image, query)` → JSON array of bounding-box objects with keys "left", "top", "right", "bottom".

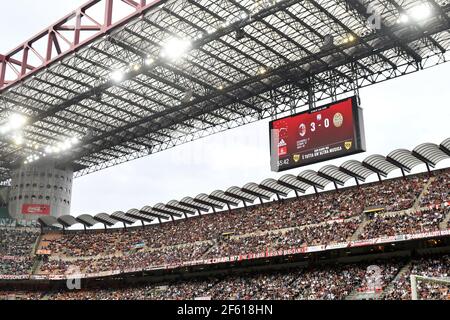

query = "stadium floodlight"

[
  {"left": 43, "top": 137, "right": 79, "bottom": 154},
  {"left": 258, "top": 67, "right": 267, "bottom": 75},
  {"left": 399, "top": 3, "right": 433, "bottom": 24},
  {"left": 222, "top": 20, "right": 231, "bottom": 28},
  {"left": 398, "top": 14, "right": 410, "bottom": 24},
  {"left": 60, "top": 140, "right": 72, "bottom": 151},
  {"left": 12, "top": 134, "right": 23, "bottom": 145},
  {"left": 144, "top": 56, "right": 154, "bottom": 66},
  {"left": 71, "top": 137, "right": 79, "bottom": 145},
  {"left": 342, "top": 34, "right": 355, "bottom": 44},
  {"left": 111, "top": 70, "right": 125, "bottom": 82},
  {"left": 130, "top": 63, "right": 141, "bottom": 72},
  {"left": 206, "top": 27, "right": 217, "bottom": 35},
  {"left": 409, "top": 3, "right": 432, "bottom": 21},
  {"left": 0, "top": 113, "right": 27, "bottom": 134},
  {"left": 160, "top": 38, "right": 192, "bottom": 61},
  {"left": 240, "top": 12, "right": 249, "bottom": 20},
  {"left": 9, "top": 113, "right": 27, "bottom": 129}
]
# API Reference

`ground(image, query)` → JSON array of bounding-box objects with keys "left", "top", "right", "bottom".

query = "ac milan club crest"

[{"left": 299, "top": 123, "right": 306, "bottom": 137}]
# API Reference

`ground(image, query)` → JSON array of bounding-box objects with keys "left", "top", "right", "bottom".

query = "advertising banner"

[{"left": 22, "top": 204, "right": 50, "bottom": 215}]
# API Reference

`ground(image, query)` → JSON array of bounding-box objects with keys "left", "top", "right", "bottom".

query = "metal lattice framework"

[
  {"left": 2, "top": 0, "right": 450, "bottom": 183},
  {"left": 37, "top": 138, "right": 450, "bottom": 229}
]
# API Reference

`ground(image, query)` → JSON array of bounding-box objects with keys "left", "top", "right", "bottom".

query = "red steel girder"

[{"left": 0, "top": 0, "right": 161, "bottom": 92}]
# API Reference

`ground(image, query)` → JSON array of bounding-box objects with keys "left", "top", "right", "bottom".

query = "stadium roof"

[
  {"left": 441, "top": 138, "right": 450, "bottom": 155},
  {"left": 413, "top": 143, "right": 450, "bottom": 167},
  {"left": 387, "top": 149, "right": 425, "bottom": 172},
  {"left": 2, "top": 0, "right": 450, "bottom": 182},
  {"left": 165, "top": 200, "right": 196, "bottom": 215},
  {"left": 362, "top": 154, "right": 399, "bottom": 177},
  {"left": 113, "top": 210, "right": 138, "bottom": 224},
  {"left": 38, "top": 137, "right": 450, "bottom": 229},
  {"left": 318, "top": 165, "right": 353, "bottom": 186},
  {"left": 225, "top": 186, "right": 258, "bottom": 203},
  {"left": 38, "top": 216, "right": 61, "bottom": 228}
]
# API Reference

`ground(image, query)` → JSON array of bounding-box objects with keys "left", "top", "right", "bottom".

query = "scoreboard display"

[{"left": 269, "top": 96, "right": 366, "bottom": 172}]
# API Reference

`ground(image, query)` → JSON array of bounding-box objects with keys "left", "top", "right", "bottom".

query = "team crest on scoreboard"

[
  {"left": 293, "top": 154, "right": 301, "bottom": 163},
  {"left": 333, "top": 112, "right": 344, "bottom": 128},
  {"left": 344, "top": 141, "right": 352, "bottom": 150}
]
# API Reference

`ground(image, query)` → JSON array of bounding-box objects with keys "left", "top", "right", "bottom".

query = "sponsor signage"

[{"left": 22, "top": 204, "right": 50, "bottom": 215}]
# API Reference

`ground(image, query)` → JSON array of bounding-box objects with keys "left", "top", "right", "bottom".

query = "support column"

[
  {"left": 425, "top": 163, "right": 431, "bottom": 176},
  {"left": 8, "top": 162, "right": 73, "bottom": 221},
  {"left": 410, "top": 275, "right": 418, "bottom": 300}
]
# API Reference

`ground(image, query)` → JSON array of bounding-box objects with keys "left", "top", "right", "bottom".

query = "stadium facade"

[
  {"left": 0, "top": 154, "right": 449, "bottom": 300},
  {"left": 1, "top": 0, "right": 450, "bottom": 301}
]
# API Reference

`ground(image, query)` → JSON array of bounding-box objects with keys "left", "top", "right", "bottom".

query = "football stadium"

[{"left": 0, "top": 0, "right": 449, "bottom": 306}]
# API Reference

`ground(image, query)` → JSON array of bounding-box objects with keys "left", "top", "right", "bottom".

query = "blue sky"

[{"left": 1, "top": 1, "right": 449, "bottom": 216}]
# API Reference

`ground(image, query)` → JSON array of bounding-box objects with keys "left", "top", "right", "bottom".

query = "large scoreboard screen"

[{"left": 269, "top": 96, "right": 366, "bottom": 172}]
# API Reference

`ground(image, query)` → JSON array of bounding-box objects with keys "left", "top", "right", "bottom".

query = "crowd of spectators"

[
  {"left": 384, "top": 255, "right": 450, "bottom": 300},
  {"left": 40, "top": 221, "right": 362, "bottom": 275},
  {"left": 35, "top": 171, "right": 449, "bottom": 276},
  {"left": 359, "top": 176, "right": 425, "bottom": 212},
  {"left": 358, "top": 208, "right": 448, "bottom": 240},
  {"left": 44, "top": 197, "right": 361, "bottom": 259},
  {"left": 43, "top": 173, "right": 431, "bottom": 260},
  {"left": 0, "top": 227, "right": 39, "bottom": 276},
  {"left": 0, "top": 257, "right": 34, "bottom": 276},
  {"left": 420, "top": 170, "right": 450, "bottom": 206},
  {"left": 46, "top": 280, "right": 215, "bottom": 300},
  {"left": 1, "top": 255, "right": 449, "bottom": 300},
  {"left": 26, "top": 260, "right": 410, "bottom": 300},
  {"left": 356, "top": 262, "right": 403, "bottom": 293},
  {"left": 46, "top": 231, "right": 131, "bottom": 257},
  {"left": 0, "top": 228, "right": 39, "bottom": 256},
  {"left": 206, "top": 220, "right": 360, "bottom": 258},
  {"left": 0, "top": 291, "right": 45, "bottom": 300},
  {"left": 40, "top": 242, "right": 212, "bottom": 275},
  {"left": 0, "top": 170, "right": 448, "bottom": 283}
]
